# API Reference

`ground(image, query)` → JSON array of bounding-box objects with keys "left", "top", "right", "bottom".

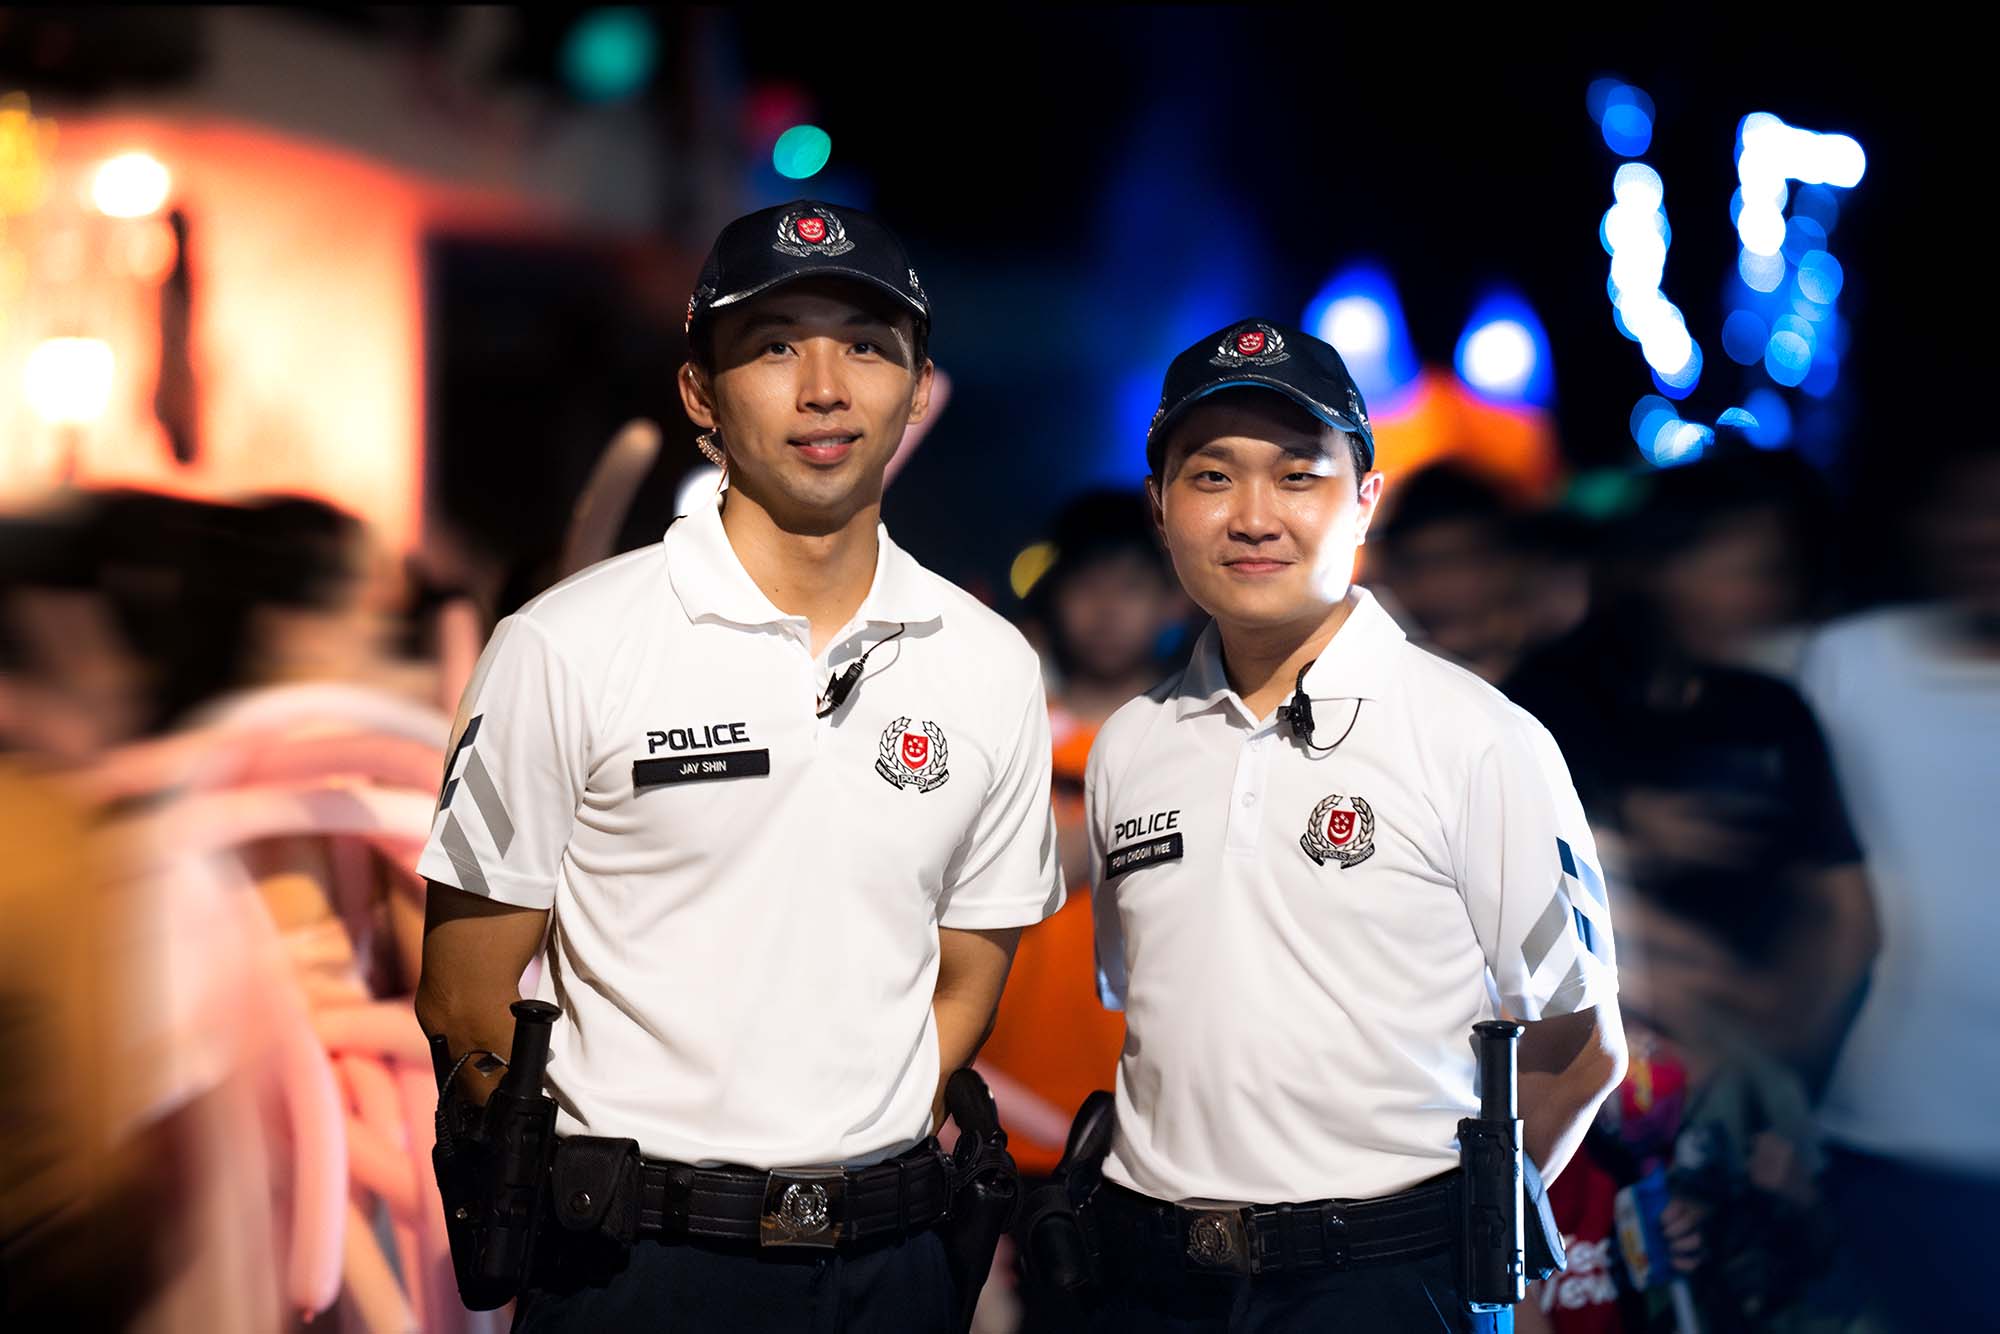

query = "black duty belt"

[
  {"left": 1093, "top": 1171, "right": 1461, "bottom": 1276},
  {"left": 635, "top": 1140, "right": 951, "bottom": 1250}
]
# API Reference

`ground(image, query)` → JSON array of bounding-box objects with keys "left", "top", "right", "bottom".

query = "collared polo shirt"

[
  {"left": 1088, "top": 589, "right": 1616, "bottom": 1204},
  {"left": 417, "top": 497, "right": 1064, "bottom": 1169}
]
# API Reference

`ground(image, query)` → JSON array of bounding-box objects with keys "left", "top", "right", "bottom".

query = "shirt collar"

[
  {"left": 1298, "top": 587, "right": 1405, "bottom": 702},
  {"left": 665, "top": 494, "right": 943, "bottom": 630},
  {"left": 1174, "top": 587, "right": 1405, "bottom": 721}
]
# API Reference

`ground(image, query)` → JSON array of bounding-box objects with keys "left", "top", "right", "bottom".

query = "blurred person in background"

[
  {"left": 1368, "top": 462, "right": 1536, "bottom": 684},
  {"left": 4, "top": 490, "right": 476, "bottom": 1331},
  {"left": 1503, "top": 456, "right": 1877, "bottom": 1334},
  {"left": 983, "top": 490, "right": 1183, "bottom": 1330},
  {"left": 1504, "top": 456, "right": 1876, "bottom": 1077},
  {"left": 1797, "top": 439, "right": 2000, "bottom": 1333},
  {"left": 1509, "top": 507, "right": 1595, "bottom": 662},
  {"left": 0, "top": 508, "right": 193, "bottom": 1328},
  {"left": 176, "top": 493, "right": 472, "bottom": 1332}
]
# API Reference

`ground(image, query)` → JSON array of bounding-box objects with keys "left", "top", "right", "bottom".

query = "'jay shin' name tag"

[{"left": 632, "top": 749, "right": 771, "bottom": 787}]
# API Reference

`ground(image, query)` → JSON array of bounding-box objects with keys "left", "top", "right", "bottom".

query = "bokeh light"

[
  {"left": 772, "top": 125, "right": 832, "bottom": 180},
  {"left": 24, "top": 337, "right": 115, "bottom": 424},
  {"left": 560, "top": 8, "right": 658, "bottom": 103},
  {"left": 89, "top": 151, "right": 170, "bottom": 218}
]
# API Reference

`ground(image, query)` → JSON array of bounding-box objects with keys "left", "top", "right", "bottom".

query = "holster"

[
  {"left": 428, "top": 1000, "right": 562, "bottom": 1311},
  {"left": 1021, "top": 1089, "right": 1115, "bottom": 1309},
  {"left": 941, "top": 1070, "right": 1019, "bottom": 1334}
]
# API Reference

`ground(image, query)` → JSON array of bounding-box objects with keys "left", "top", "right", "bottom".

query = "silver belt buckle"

[
  {"left": 760, "top": 1168, "right": 846, "bottom": 1249},
  {"left": 1182, "top": 1207, "right": 1252, "bottom": 1274}
]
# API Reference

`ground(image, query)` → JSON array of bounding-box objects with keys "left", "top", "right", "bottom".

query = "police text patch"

[
  {"left": 633, "top": 749, "right": 771, "bottom": 787},
  {"left": 1105, "top": 832, "right": 1185, "bottom": 880}
]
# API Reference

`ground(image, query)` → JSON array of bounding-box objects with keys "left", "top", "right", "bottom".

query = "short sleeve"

[
  {"left": 416, "top": 615, "right": 590, "bottom": 909},
  {"left": 1085, "top": 738, "right": 1128, "bottom": 1011},
  {"left": 1454, "top": 715, "right": 1619, "bottom": 1020},
  {"left": 936, "top": 680, "right": 1065, "bottom": 930},
  {"left": 1783, "top": 690, "right": 1864, "bottom": 869}
]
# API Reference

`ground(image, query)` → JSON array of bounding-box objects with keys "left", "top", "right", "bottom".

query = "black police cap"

[
  {"left": 1146, "top": 319, "right": 1376, "bottom": 476},
  {"left": 685, "top": 199, "right": 929, "bottom": 343}
]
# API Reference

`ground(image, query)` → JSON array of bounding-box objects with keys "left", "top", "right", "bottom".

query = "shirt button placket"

[{"left": 1226, "top": 731, "right": 1271, "bottom": 855}]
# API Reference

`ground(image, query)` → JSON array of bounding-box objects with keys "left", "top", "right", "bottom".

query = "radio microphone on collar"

[
  {"left": 1276, "top": 660, "right": 1362, "bottom": 754},
  {"left": 816, "top": 623, "right": 908, "bottom": 718}
]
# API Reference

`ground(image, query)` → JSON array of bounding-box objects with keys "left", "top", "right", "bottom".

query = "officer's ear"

[
  {"left": 1145, "top": 473, "right": 1168, "bottom": 543},
  {"left": 1353, "top": 469, "right": 1387, "bottom": 546},
  {"left": 904, "top": 356, "right": 937, "bottom": 426},
  {"left": 679, "top": 360, "right": 718, "bottom": 432}
]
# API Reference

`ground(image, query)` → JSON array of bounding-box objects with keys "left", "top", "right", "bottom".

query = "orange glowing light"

[
  {"left": 24, "top": 337, "right": 115, "bottom": 424},
  {"left": 89, "top": 151, "right": 171, "bottom": 218}
]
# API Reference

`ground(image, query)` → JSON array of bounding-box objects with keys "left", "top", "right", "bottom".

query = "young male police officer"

[
  {"left": 415, "top": 201, "right": 1064, "bottom": 1332},
  {"left": 1082, "top": 321, "right": 1628, "bottom": 1332}
]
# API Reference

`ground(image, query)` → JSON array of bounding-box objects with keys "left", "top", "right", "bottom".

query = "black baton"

[{"left": 1460, "top": 1018, "right": 1527, "bottom": 1311}]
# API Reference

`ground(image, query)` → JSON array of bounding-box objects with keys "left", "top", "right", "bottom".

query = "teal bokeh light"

[
  {"left": 561, "top": 9, "right": 657, "bottom": 103},
  {"left": 773, "top": 125, "right": 833, "bottom": 179}
]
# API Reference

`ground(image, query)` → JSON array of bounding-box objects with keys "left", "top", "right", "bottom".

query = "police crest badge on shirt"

[
  {"left": 1301, "top": 793, "right": 1375, "bottom": 869},
  {"left": 876, "top": 717, "right": 950, "bottom": 792}
]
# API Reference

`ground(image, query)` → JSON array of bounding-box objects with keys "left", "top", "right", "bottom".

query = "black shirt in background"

[{"left": 1503, "top": 620, "right": 1862, "bottom": 962}]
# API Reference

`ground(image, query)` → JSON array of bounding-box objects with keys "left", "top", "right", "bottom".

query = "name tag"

[
  {"left": 1105, "top": 832, "right": 1184, "bottom": 879},
  {"left": 632, "top": 749, "right": 772, "bottom": 787}
]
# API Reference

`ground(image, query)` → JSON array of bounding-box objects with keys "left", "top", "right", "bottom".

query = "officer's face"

[
  {"left": 682, "top": 282, "right": 933, "bottom": 528},
  {"left": 1150, "top": 396, "right": 1384, "bottom": 632}
]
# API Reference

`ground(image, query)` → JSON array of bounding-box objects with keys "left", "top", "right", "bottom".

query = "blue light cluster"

[
  {"left": 1629, "top": 393, "right": 1714, "bottom": 467},
  {"left": 1723, "top": 113, "right": 1866, "bottom": 436},
  {"left": 1599, "top": 146, "right": 1702, "bottom": 401},
  {"left": 1597, "top": 86, "right": 1866, "bottom": 467}
]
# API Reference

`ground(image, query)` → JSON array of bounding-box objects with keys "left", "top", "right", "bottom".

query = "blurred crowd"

[{"left": 3, "top": 426, "right": 1995, "bottom": 1332}]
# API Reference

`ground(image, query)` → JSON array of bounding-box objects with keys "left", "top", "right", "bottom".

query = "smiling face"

[
  {"left": 679, "top": 278, "right": 932, "bottom": 533},
  {"left": 1148, "top": 390, "right": 1384, "bottom": 635}
]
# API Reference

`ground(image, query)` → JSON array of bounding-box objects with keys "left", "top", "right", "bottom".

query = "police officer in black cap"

[
  {"left": 1065, "top": 320, "right": 1626, "bottom": 1331},
  {"left": 416, "top": 200, "right": 1062, "bottom": 1331}
]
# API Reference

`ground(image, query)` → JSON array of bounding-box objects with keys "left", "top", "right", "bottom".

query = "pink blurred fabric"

[{"left": 95, "top": 682, "right": 502, "bottom": 1333}]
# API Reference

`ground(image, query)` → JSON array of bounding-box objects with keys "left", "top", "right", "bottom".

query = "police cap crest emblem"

[
  {"left": 774, "top": 205, "right": 856, "bottom": 258},
  {"left": 1211, "top": 321, "right": 1290, "bottom": 368},
  {"left": 876, "top": 716, "right": 950, "bottom": 792},
  {"left": 1301, "top": 793, "right": 1375, "bottom": 869}
]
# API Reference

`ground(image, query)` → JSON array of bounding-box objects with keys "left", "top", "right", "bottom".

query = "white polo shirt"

[
  {"left": 1088, "top": 588, "right": 1616, "bottom": 1205},
  {"left": 417, "top": 497, "right": 1064, "bottom": 1169}
]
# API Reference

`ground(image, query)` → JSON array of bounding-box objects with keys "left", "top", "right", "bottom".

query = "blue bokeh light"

[
  {"left": 1722, "top": 309, "right": 1769, "bottom": 365},
  {"left": 1603, "top": 104, "right": 1653, "bottom": 156},
  {"left": 1453, "top": 291, "right": 1553, "bottom": 405},
  {"left": 1303, "top": 263, "right": 1420, "bottom": 408},
  {"left": 1797, "top": 250, "right": 1845, "bottom": 304},
  {"left": 1765, "top": 330, "right": 1813, "bottom": 386},
  {"left": 1739, "top": 248, "right": 1786, "bottom": 293},
  {"left": 1630, "top": 395, "right": 1676, "bottom": 450},
  {"left": 1801, "top": 346, "right": 1841, "bottom": 398},
  {"left": 1792, "top": 184, "right": 1840, "bottom": 233},
  {"left": 1741, "top": 388, "right": 1793, "bottom": 447},
  {"left": 1782, "top": 216, "right": 1829, "bottom": 263},
  {"left": 1600, "top": 84, "right": 1656, "bottom": 156}
]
